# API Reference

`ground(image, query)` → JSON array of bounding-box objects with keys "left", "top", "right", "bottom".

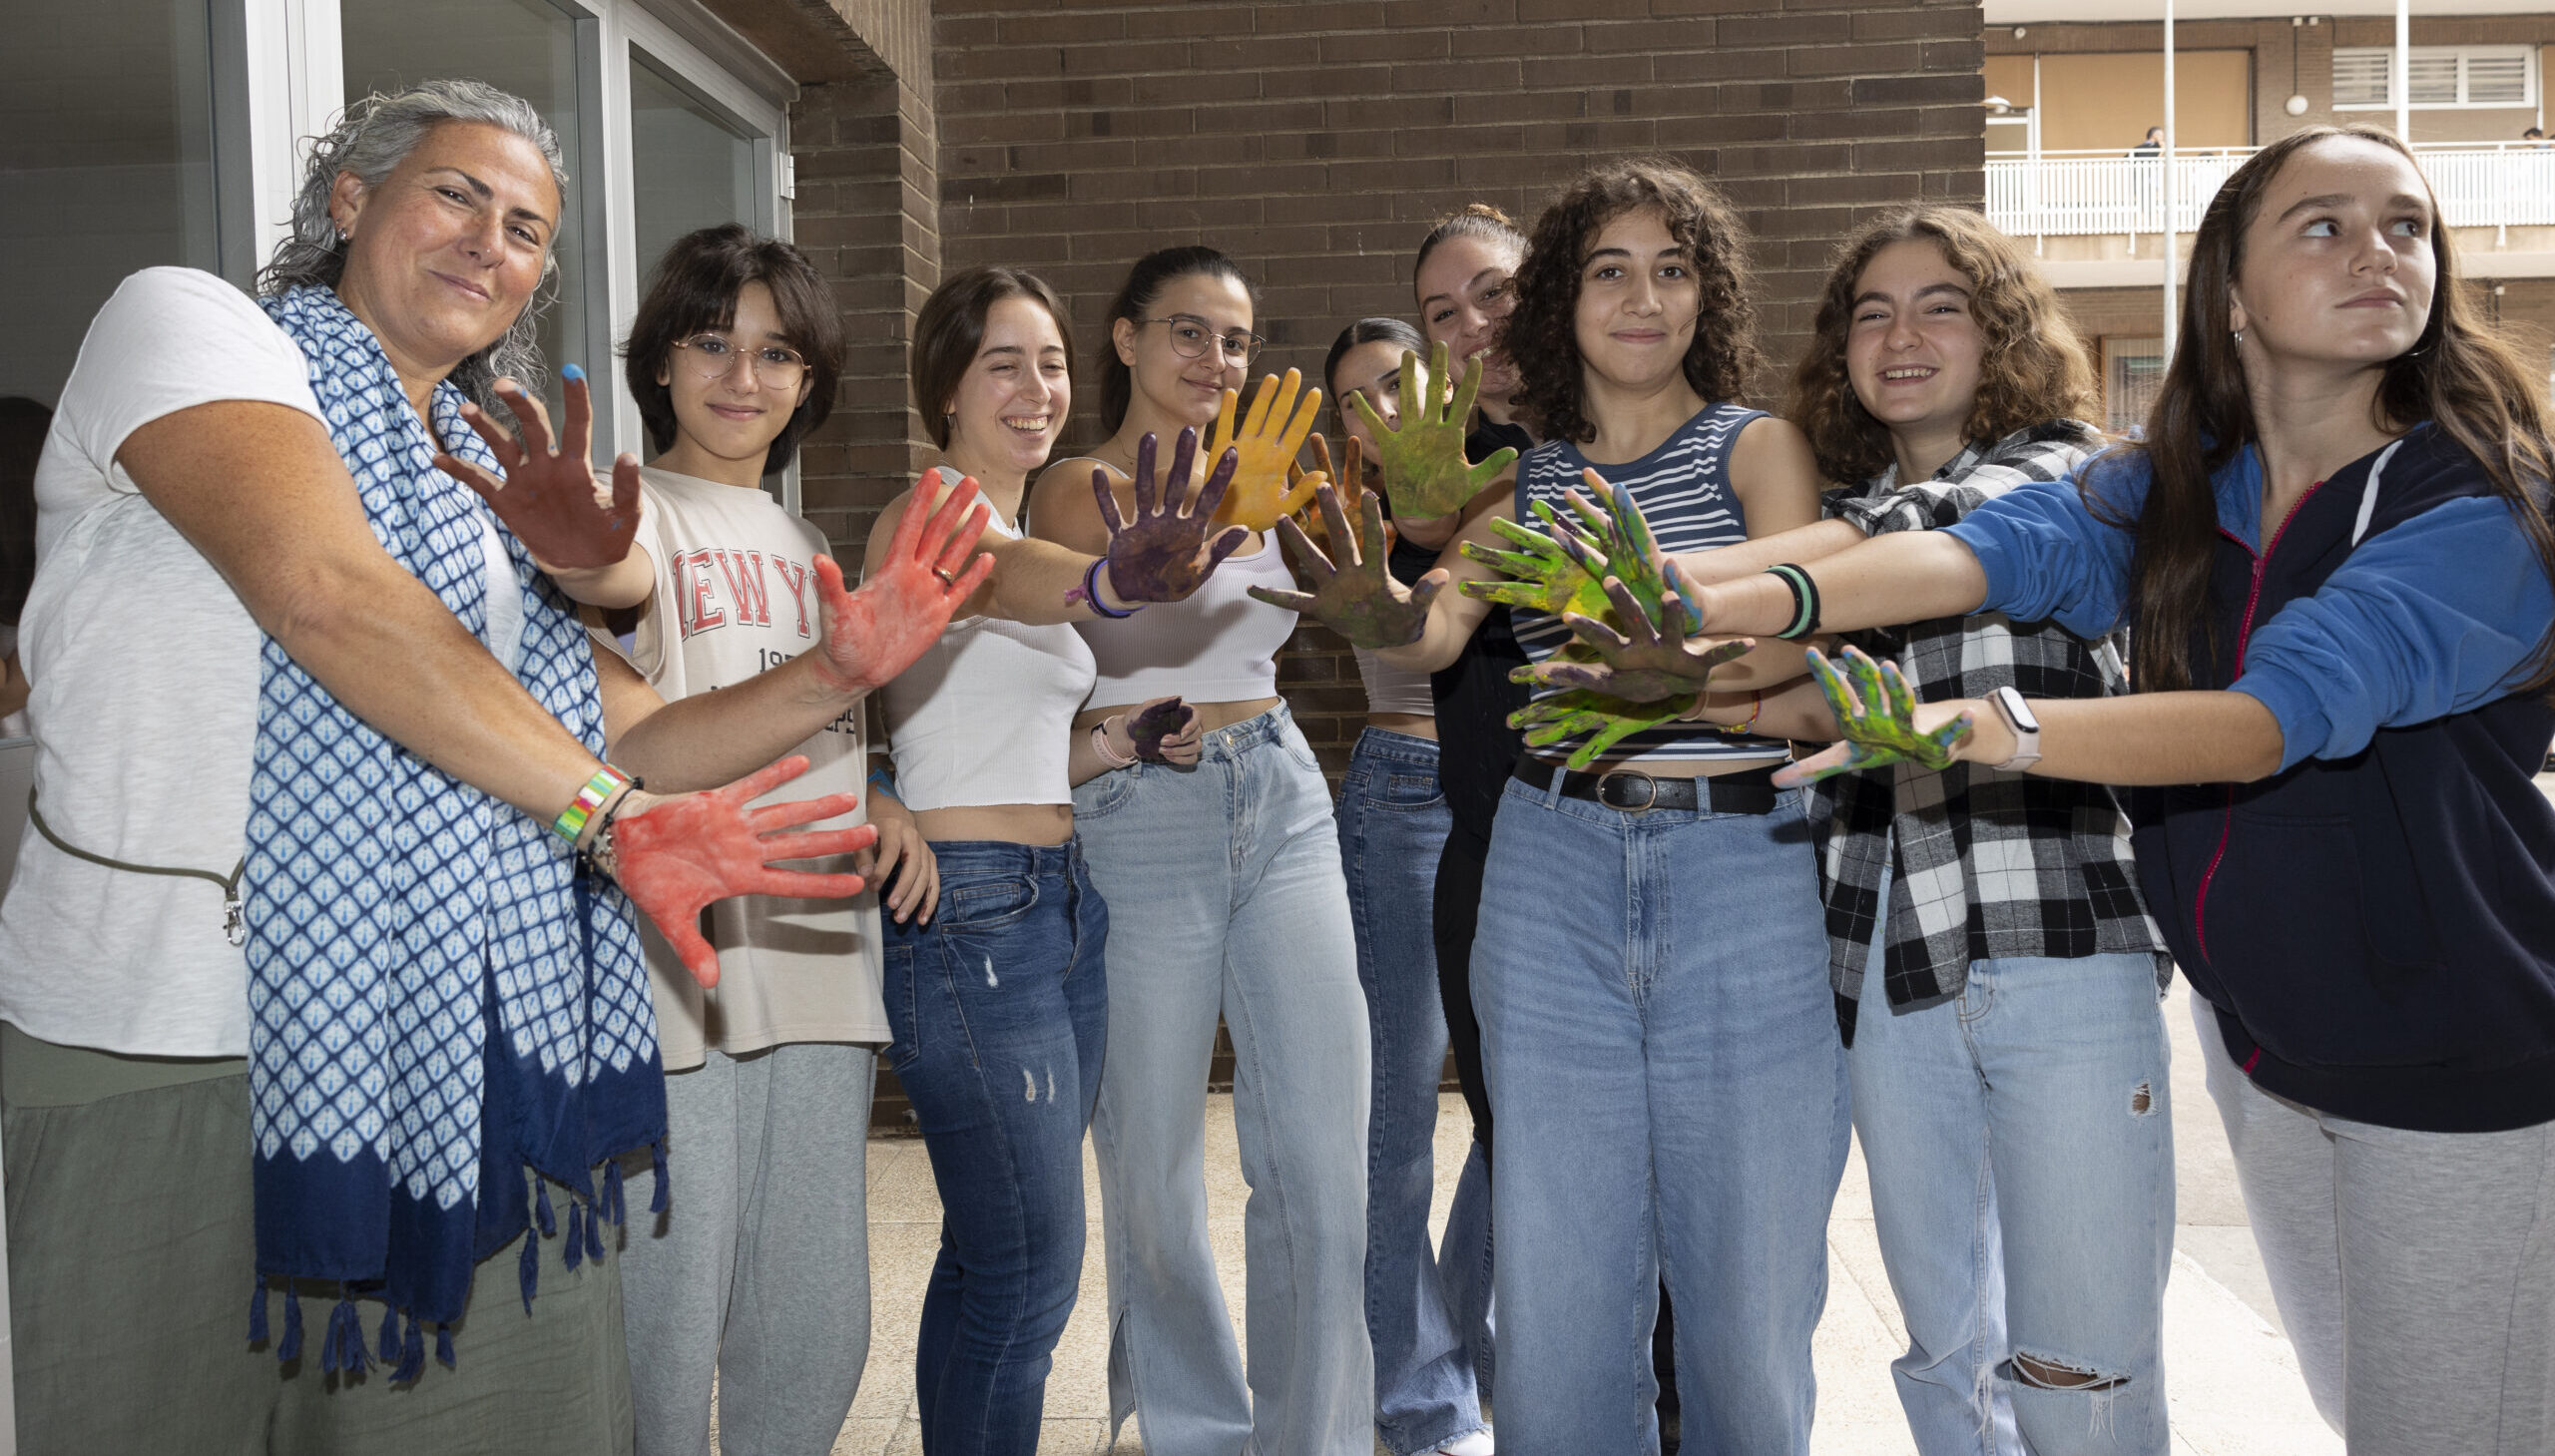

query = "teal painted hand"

[
  {"left": 1248, "top": 482, "right": 1445, "bottom": 649},
  {"left": 1775, "top": 645, "right": 1976, "bottom": 787},
  {"left": 1353, "top": 340, "right": 1518, "bottom": 521},
  {"left": 1520, "top": 566, "right": 1756, "bottom": 703}
]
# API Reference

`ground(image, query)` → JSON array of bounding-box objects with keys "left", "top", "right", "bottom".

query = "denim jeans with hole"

[
  {"left": 1071, "top": 704, "right": 1373, "bottom": 1456},
  {"left": 883, "top": 839, "right": 1109, "bottom": 1456},
  {"left": 1847, "top": 854, "right": 2173, "bottom": 1456},
  {"left": 1338, "top": 728, "right": 1489, "bottom": 1454},
  {"left": 1474, "top": 774, "right": 1847, "bottom": 1456}
]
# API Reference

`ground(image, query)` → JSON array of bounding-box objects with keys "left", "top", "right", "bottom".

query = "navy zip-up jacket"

[{"left": 1944, "top": 424, "right": 2555, "bottom": 1132}]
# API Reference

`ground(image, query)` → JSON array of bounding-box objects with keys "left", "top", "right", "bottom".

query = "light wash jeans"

[
  {"left": 1848, "top": 858, "right": 2174, "bottom": 1456},
  {"left": 1337, "top": 728, "right": 1490, "bottom": 1455},
  {"left": 1071, "top": 704, "right": 1373, "bottom": 1456},
  {"left": 1474, "top": 773, "right": 1848, "bottom": 1456}
]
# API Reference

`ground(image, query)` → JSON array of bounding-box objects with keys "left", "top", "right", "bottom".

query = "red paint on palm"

[
  {"left": 432, "top": 371, "right": 641, "bottom": 570},
  {"left": 613, "top": 755, "right": 879, "bottom": 988},
  {"left": 808, "top": 477, "right": 997, "bottom": 695}
]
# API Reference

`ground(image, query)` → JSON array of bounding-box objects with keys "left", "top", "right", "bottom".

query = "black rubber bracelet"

[{"left": 1765, "top": 563, "right": 1822, "bottom": 641}]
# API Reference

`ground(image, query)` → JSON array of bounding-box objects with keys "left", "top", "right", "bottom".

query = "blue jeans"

[
  {"left": 1848, "top": 857, "right": 2173, "bottom": 1456},
  {"left": 1338, "top": 728, "right": 1489, "bottom": 1454},
  {"left": 1475, "top": 774, "right": 1848, "bottom": 1456},
  {"left": 1071, "top": 704, "right": 1373, "bottom": 1456},
  {"left": 882, "top": 839, "right": 1110, "bottom": 1456}
]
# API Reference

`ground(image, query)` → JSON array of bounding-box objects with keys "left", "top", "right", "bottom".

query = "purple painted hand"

[
  {"left": 1092, "top": 429, "right": 1252, "bottom": 606},
  {"left": 1127, "top": 696, "right": 1199, "bottom": 763},
  {"left": 1519, "top": 564, "right": 1756, "bottom": 703}
]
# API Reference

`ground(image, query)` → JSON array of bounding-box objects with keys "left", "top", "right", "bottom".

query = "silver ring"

[{"left": 932, "top": 567, "right": 958, "bottom": 587}]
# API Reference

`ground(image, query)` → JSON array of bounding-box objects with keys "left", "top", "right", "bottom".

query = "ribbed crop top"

[
  {"left": 879, "top": 498, "right": 1099, "bottom": 811},
  {"left": 1075, "top": 533, "right": 1296, "bottom": 709}
]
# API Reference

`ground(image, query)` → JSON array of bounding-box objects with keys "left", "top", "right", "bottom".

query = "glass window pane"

[
  {"left": 630, "top": 52, "right": 760, "bottom": 282},
  {"left": 2106, "top": 338, "right": 2164, "bottom": 439},
  {"left": 340, "top": 0, "right": 590, "bottom": 432},
  {"left": 0, "top": 0, "right": 219, "bottom": 410}
]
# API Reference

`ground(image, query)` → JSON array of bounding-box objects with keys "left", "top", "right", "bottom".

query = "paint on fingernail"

[{"left": 561, "top": 362, "right": 585, "bottom": 381}]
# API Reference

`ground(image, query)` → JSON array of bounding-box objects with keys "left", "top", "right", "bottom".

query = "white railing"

[{"left": 1986, "top": 144, "right": 2555, "bottom": 239}]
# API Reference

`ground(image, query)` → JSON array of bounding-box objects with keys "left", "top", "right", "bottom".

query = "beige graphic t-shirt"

[{"left": 596, "top": 466, "right": 883, "bottom": 1070}]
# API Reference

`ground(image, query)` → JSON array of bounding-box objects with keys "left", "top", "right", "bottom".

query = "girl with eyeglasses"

[
  {"left": 558, "top": 223, "right": 908, "bottom": 1456},
  {"left": 1026, "top": 245, "right": 1375, "bottom": 1456}
]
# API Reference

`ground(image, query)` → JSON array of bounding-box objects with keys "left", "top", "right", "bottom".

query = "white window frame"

[
  {"left": 210, "top": 0, "right": 797, "bottom": 501},
  {"left": 2333, "top": 45, "right": 2539, "bottom": 112}
]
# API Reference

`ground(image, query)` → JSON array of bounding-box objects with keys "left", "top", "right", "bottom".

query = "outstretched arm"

[{"left": 433, "top": 365, "right": 652, "bottom": 609}]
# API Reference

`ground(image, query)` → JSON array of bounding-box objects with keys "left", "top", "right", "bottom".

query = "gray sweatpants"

[
  {"left": 2195, "top": 995, "right": 2555, "bottom": 1454},
  {"left": 619, "top": 1041, "right": 877, "bottom": 1456}
]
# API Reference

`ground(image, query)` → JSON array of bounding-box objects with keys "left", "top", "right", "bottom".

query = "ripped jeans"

[
  {"left": 1848, "top": 859, "right": 2174, "bottom": 1456},
  {"left": 883, "top": 838, "right": 1110, "bottom": 1455}
]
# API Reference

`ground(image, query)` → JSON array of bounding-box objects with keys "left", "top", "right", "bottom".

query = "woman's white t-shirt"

[{"left": 598, "top": 466, "right": 883, "bottom": 1068}]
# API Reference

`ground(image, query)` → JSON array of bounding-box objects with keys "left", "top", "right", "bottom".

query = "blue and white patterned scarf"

[{"left": 244, "top": 286, "right": 665, "bottom": 1375}]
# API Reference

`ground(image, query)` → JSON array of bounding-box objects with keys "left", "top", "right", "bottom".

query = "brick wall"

[{"left": 928, "top": 0, "right": 1988, "bottom": 771}]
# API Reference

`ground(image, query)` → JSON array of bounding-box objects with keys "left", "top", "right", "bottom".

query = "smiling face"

[
  {"left": 943, "top": 292, "right": 1071, "bottom": 482},
  {"left": 1416, "top": 233, "right": 1522, "bottom": 400},
  {"left": 330, "top": 120, "right": 558, "bottom": 386},
  {"left": 1112, "top": 269, "right": 1253, "bottom": 430},
  {"left": 1843, "top": 238, "right": 1986, "bottom": 450},
  {"left": 1572, "top": 207, "right": 1702, "bottom": 396},
  {"left": 2228, "top": 136, "right": 2438, "bottom": 377},
  {"left": 1326, "top": 338, "right": 1405, "bottom": 485},
  {"left": 655, "top": 280, "right": 810, "bottom": 470}
]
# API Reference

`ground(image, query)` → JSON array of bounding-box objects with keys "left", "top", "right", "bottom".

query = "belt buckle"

[{"left": 1596, "top": 769, "right": 1658, "bottom": 813}]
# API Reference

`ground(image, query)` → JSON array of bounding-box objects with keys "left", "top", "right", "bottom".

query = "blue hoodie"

[{"left": 1944, "top": 424, "right": 2555, "bottom": 1132}]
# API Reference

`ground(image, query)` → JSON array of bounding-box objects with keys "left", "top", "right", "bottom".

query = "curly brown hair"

[
  {"left": 1503, "top": 159, "right": 1762, "bottom": 445},
  {"left": 1789, "top": 205, "right": 2099, "bottom": 485}
]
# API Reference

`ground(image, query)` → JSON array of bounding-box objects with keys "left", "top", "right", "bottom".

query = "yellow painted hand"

[{"left": 1207, "top": 369, "right": 1326, "bottom": 532}]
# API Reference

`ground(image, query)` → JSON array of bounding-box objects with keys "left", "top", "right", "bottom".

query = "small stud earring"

[{"left": 2231, "top": 328, "right": 2244, "bottom": 344}]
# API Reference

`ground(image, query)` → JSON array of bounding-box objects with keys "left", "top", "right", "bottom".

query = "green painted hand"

[
  {"left": 1248, "top": 482, "right": 1445, "bottom": 650},
  {"left": 1520, "top": 566, "right": 1756, "bottom": 703},
  {"left": 1774, "top": 645, "right": 1976, "bottom": 787},
  {"left": 1457, "top": 497, "right": 1614, "bottom": 616},
  {"left": 1507, "top": 667, "right": 1695, "bottom": 771},
  {"left": 1353, "top": 340, "right": 1518, "bottom": 521}
]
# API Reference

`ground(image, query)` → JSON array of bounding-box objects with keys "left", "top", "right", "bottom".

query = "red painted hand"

[
  {"left": 808, "top": 477, "right": 997, "bottom": 696},
  {"left": 432, "top": 367, "right": 641, "bottom": 571},
  {"left": 612, "top": 755, "right": 878, "bottom": 988}
]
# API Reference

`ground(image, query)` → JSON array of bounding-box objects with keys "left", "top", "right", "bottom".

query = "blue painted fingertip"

[{"left": 561, "top": 362, "right": 585, "bottom": 382}]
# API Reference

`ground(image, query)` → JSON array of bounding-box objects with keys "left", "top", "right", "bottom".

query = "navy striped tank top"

[{"left": 1512, "top": 400, "right": 1791, "bottom": 768}]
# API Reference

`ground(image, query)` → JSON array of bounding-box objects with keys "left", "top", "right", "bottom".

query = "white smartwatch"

[{"left": 1987, "top": 686, "right": 2041, "bottom": 772}]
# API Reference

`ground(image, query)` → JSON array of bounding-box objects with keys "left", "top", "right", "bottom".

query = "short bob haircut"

[
  {"left": 622, "top": 225, "right": 844, "bottom": 477},
  {"left": 1505, "top": 158, "right": 1762, "bottom": 446},
  {"left": 1788, "top": 205, "right": 2099, "bottom": 485},
  {"left": 910, "top": 265, "right": 1077, "bottom": 450}
]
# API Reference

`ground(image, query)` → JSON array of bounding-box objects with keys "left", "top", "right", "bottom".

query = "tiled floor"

[{"left": 808, "top": 982, "right": 2336, "bottom": 1455}]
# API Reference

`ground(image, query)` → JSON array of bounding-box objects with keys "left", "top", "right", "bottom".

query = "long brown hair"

[
  {"left": 2114, "top": 125, "right": 2555, "bottom": 693},
  {"left": 1504, "top": 159, "right": 1761, "bottom": 445},
  {"left": 1790, "top": 205, "right": 2098, "bottom": 485},
  {"left": 911, "top": 266, "right": 1076, "bottom": 449}
]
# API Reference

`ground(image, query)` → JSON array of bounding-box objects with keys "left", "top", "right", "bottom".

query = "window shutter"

[{"left": 2332, "top": 50, "right": 2390, "bottom": 108}]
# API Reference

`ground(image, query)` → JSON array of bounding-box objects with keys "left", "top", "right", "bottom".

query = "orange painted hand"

[
  {"left": 1206, "top": 369, "right": 1326, "bottom": 532},
  {"left": 1288, "top": 435, "right": 1382, "bottom": 558},
  {"left": 612, "top": 755, "right": 875, "bottom": 988},
  {"left": 806, "top": 477, "right": 996, "bottom": 697}
]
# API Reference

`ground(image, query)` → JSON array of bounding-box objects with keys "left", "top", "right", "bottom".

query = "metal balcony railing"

[{"left": 1986, "top": 143, "right": 2555, "bottom": 240}]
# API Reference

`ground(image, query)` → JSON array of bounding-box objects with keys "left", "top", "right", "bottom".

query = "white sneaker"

[{"left": 1436, "top": 1430, "right": 1495, "bottom": 1456}]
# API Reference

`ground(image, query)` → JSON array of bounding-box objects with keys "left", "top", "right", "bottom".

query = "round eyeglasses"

[
  {"left": 676, "top": 333, "right": 808, "bottom": 390},
  {"left": 1144, "top": 314, "right": 1265, "bottom": 366}
]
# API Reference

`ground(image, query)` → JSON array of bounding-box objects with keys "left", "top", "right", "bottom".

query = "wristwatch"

[{"left": 1987, "top": 686, "right": 2042, "bottom": 772}]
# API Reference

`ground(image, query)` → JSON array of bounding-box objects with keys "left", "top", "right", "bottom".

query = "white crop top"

[
  {"left": 880, "top": 500, "right": 1098, "bottom": 811},
  {"left": 1076, "top": 534, "right": 1296, "bottom": 708},
  {"left": 1354, "top": 647, "right": 1436, "bottom": 718}
]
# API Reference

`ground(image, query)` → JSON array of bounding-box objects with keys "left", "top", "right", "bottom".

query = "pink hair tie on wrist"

[{"left": 1091, "top": 719, "right": 1138, "bottom": 768}]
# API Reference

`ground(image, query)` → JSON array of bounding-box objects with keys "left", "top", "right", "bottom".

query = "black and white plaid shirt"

[{"left": 1810, "top": 420, "right": 2169, "bottom": 1043}]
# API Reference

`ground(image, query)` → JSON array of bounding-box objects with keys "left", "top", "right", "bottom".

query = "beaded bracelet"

[
  {"left": 553, "top": 765, "right": 633, "bottom": 846},
  {"left": 1081, "top": 557, "right": 1138, "bottom": 620}
]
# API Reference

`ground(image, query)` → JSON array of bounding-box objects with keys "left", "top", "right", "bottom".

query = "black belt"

[{"left": 1511, "top": 756, "right": 1781, "bottom": 815}]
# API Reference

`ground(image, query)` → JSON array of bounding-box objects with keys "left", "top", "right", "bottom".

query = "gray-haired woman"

[{"left": 0, "top": 79, "right": 987, "bottom": 1450}]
